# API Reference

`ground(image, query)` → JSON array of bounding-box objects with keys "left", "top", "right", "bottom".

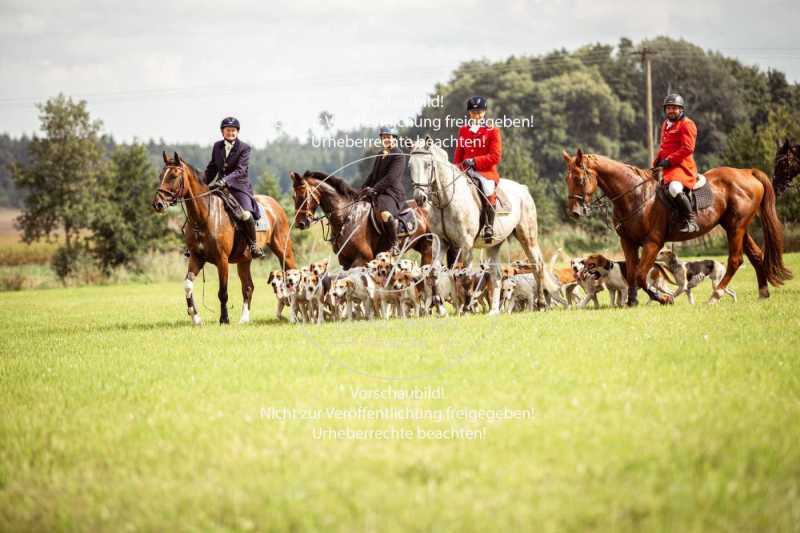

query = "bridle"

[
  {"left": 292, "top": 177, "right": 360, "bottom": 243},
  {"left": 156, "top": 163, "right": 215, "bottom": 207},
  {"left": 410, "top": 148, "right": 465, "bottom": 209},
  {"left": 293, "top": 182, "right": 321, "bottom": 223},
  {"left": 569, "top": 159, "right": 656, "bottom": 230},
  {"left": 156, "top": 164, "right": 187, "bottom": 206}
]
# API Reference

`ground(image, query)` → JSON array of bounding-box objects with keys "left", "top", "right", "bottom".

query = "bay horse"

[
  {"left": 774, "top": 138, "right": 800, "bottom": 193},
  {"left": 408, "top": 137, "right": 548, "bottom": 314},
  {"left": 563, "top": 149, "right": 792, "bottom": 305},
  {"left": 153, "top": 152, "right": 296, "bottom": 325},
  {"left": 290, "top": 170, "right": 433, "bottom": 269}
]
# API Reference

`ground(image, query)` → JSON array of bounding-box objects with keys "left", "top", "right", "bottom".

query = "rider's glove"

[
  {"left": 359, "top": 187, "right": 376, "bottom": 199},
  {"left": 208, "top": 179, "right": 224, "bottom": 190},
  {"left": 463, "top": 158, "right": 476, "bottom": 169},
  {"left": 656, "top": 159, "right": 670, "bottom": 169}
]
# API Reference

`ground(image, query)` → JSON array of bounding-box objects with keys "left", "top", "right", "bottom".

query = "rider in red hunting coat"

[
  {"left": 454, "top": 95, "right": 503, "bottom": 243},
  {"left": 653, "top": 93, "right": 699, "bottom": 233}
]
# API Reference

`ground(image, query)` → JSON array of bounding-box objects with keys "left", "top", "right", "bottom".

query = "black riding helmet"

[
  {"left": 220, "top": 116, "right": 240, "bottom": 130},
  {"left": 466, "top": 96, "right": 488, "bottom": 112},
  {"left": 663, "top": 93, "right": 685, "bottom": 110}
]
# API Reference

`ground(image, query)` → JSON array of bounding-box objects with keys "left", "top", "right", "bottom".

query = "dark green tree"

[
  {"left": 11, "top": 94, "right": 107, "bottom": 279},
  {"left": 90, "top": 143, "right": 173, "bottom": 273}
]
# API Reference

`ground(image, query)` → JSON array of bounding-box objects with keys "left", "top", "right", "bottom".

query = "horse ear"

[
  {"left": 289, "top": 171, "right": 301, "bottom": 184},
  {"left": 562, "top": 150, "right": 572, "bottom": 163},
  {"left": 162, "top": 151, "right": 169, "bottom": 164},
  {"left": 575, "top": 148, "right": 584, "bottom": 165},
  {"left": 173, "top": 152, "right": 181, "bottom": 165}
]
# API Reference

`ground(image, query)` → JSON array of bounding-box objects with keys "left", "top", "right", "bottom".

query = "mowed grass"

[{"left": 1, "top": 254, "right": 800, "bottom": 532}]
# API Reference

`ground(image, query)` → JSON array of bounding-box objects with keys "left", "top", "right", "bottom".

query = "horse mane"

[
  {"left": 303, "top": 170, "right": 358, "bottom": 198},
  {"left": 587, "top": 153, "right": 656, "bottom": 181}
]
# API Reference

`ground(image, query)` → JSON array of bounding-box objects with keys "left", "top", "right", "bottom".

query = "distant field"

[{"left": 1, "top": 253, "right": 799, "bottom": 531}]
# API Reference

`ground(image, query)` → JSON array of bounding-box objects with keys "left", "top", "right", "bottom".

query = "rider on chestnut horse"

[
  {"left": 654, "top": 93, "right": 700, "bottom": 233},
  {"left": 359, "top": 126, "right": 406, "bottom": 255},
  {"left": 204, "top": 116, "right": 264, "bottom": 258},
  {"left": 454, "top": 95, "right": 503, "bottom": 243}
]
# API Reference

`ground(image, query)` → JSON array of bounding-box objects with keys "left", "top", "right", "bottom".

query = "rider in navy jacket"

[{"left": 204, "top": 117, "right": 263, "bottom": 258}]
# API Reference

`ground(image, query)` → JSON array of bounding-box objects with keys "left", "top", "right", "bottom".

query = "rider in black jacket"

[{"left": 359, "top": 126, "right": 406, "bottom": 255}]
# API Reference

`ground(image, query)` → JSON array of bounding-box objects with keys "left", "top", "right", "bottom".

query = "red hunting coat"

[
  {"left": 453, "top": 124, "right": 502, "bottom": 182},
  {"left": 654, "top": 116, "right": 698, "bottom": 188}
]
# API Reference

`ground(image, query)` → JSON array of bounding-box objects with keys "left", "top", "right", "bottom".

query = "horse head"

[
  {"left": 290, "top": 171, "right": 319, "bottom": 230},
  {"left": 153, "top": 151, "right": 186, "bottom": 212},
  {"left": 409, "top": 136, "right": 446, "bottom": 207},
  {"left": 563, "top": 148, "right": 599, "bottom": 218},
  {"left": 773, "top": 138, "right": 800, "bottom": 194}
]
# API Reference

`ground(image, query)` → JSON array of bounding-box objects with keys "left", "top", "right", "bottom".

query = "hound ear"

[
  {"left": 425, "top": 135, "right": 433, "bottom": 149},
  {"left": 575, "top": 148, "right": 584, "bottom": 165},
  {"left": 162, "top": 151, "right": 169, "bottom": 164},
  {"left": 267, "top": 272, "right": 274, "bottom": 283},
  {"left": 173, "top": 152, "right": 181, "bottom": 165},
  {"left": 562, "top": 149, "right": 572, "bottom": 163},
  {"left": 780, "top": 138, "right": 790, "bottom": 152}
]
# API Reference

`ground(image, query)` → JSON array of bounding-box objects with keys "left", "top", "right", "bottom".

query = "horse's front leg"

[
  {"left": 217, "top": 260, "right": 230, "bottom": 324},
  {"left": 620, "top": 238, "right": 640, "bottom": 306},
  {"left": 638, "top": 241, "right": 672, "bottom": 305},
  {"left": 185, "top": 255, "right": 205, "bottom": 326},
  {"left": 237, "top": 262, "right": 254, "bottom": 324}
]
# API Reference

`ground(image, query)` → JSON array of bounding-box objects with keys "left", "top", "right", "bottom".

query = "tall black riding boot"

[
  {"left": 384, "top": 217, "right": 401, "bottom": 256},
  {"left": 674, "top": 192, "right": 699, "bottom": 233},
  {"left": 482, "top": 197, "right": 495, "bottom": 243},
  {"left": 242, "top": 216, "right": 264, "bottom": 258}
]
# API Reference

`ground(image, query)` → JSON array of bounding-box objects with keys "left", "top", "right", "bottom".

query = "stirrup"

[
  {"left": 482, "top": 225, "right": 494, "bottom": 243},
  {"left": 249, "top": 244, "right": 265, "bottom": 258},
  {"left": 680, "top": 221, "right": 699, "bottom": 233}
]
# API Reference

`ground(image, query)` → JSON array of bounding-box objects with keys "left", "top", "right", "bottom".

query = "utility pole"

[{"left": 632, "top": 47, "right": 657, "bottom": 164}]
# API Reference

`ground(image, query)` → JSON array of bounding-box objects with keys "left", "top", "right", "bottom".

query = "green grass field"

[{"left": 2, "top": 254, "right": 800, "bottom": 532}]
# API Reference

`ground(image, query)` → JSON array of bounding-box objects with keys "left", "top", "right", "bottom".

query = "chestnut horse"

[
  {"left": 153, "top": 152, "right": 296, "bottom": 325},
  {"left": 774, "top": 138, "right": 800, "bottom": 193},
  {"left": 290, "top": 170, "right": 433, "bottom": 269},
  {"left": 563, "top": 149, "right": 792, "bottom": 305}
]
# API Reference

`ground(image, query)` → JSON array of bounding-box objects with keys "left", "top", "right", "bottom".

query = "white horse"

[{"left": 408, "top": 137, "right": 547, "bottom": 314}]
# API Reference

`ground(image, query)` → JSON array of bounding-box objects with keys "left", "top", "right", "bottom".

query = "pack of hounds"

[{"left": 268, "top": 249, "right": 736, "bottom": 324}]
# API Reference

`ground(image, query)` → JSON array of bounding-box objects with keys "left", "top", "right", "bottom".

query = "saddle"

[
  {"left": 467, "top": 174, "right": 511, "bottom": 215},
  {"left": 656, "top": 173, "right": 714, "bottom": 213},
  {"left": 369, "top": 202, "right": 418, "bottom": 237},
  {"left": 214, "top": 190, "right": 270, "bottom": 231}
]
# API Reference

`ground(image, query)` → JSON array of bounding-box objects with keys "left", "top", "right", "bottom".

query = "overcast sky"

[{"left": 1, "top": 0, "right": 799, "bottom": 145}]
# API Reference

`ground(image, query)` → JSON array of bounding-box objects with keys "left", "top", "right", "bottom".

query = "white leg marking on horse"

[
  {"left": 185, "top": 277, "right": 203, "bottom": 325},
  {"left": 239, "top": 302, "right": 250, "bottom": 324}
]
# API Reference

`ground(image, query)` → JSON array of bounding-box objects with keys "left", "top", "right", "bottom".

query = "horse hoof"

[
  {"left": 220, "top": 318, "right": 230, "bottom": 325},
  {"left": 660, "top": 294, "right": 674, "bottom": 305},
  {"left": 627, "top": 300, "right": 639, "bottom": 308},
  {"left": 759, "top": 287, "right": 770, "bottom": 299},
  {"left": 488, "top": 309, "right": 500, "bottom": 316},
  {"left": 191, "top": 316, "right": 203, "bottom": 326}
]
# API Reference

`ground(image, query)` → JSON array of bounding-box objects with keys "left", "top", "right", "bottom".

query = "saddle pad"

[
  {"left": 369, "top": 206, "right": 417, "bottom": 237},
  {"left": 255, "top": 203, "right": 270, "bottom": 232},
  {"left": 656, "top": 177, "right": 713, "bottom": 212},
  {"left": 692, "top": 176, "right": 713, "bottom": 210}
]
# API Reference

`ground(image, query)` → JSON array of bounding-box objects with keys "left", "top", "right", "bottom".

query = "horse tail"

[
  {"left": 752, "top": 169, "right": 793, "bottom": 286},
  {"left": 548, "top": 249, "right": 561, "bottom": 274}
]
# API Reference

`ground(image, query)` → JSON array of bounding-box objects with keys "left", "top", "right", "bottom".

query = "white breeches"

[{"left": 668, "top": 180, "right": 684, "bottom": 198}]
